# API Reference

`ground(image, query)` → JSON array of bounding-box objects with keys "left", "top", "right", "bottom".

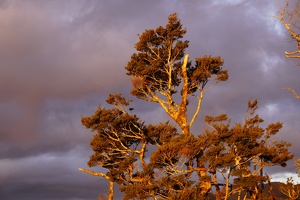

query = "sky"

[{"left": 0, "top": 0, "right": 299, "bottom": 199}]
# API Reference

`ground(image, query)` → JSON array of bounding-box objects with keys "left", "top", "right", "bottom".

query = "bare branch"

[
  {"left": 78, "top": 168, "right": 111, "bottom": 180},
  {"left": 283, "top": 88, "right": 300, "bottom": 100},
  {"left": 275, "top": 1, "right": 300, "bottom": 59}
]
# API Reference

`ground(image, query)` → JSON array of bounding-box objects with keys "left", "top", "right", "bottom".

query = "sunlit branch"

[
  {"left": 139, "top": 138, "right": 147, "bottom": 167},
  {"left": 78, "top": 168, "right": 115, "bottom": 200},
  {"left": 275, "top": 2, "right": 300, "bottom": 58},
  {"left": 190, "top": 90, "right": 204, "bottom": 128},
  {"left": 78, "top": 168, "right": 110, "bottom": 179},
  {"left": 179, "top": 54, "right": 189, "bottom": 134},
  {"left": 167, "top": 51, "right": 174, "bottom": 107},
  {"left": 147, "top": 45, "right": 160, "bottom": 59},
  {"left": 283, "top": 88, "right": 300, "bottom": 100},
  {"left": 148, "top": 88, "right": 178, "bottom": 120},
  {"left": 285, "top": 50, "right": 300, "bottom": 58},
  {"left": 105, "top": 130, "right": 130, "bottom": 151}
]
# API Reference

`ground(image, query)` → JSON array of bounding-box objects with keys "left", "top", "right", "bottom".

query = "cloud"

[
  {"left": 0, "top": 147, "right": 107, "bottom": 200},
  {"left": 0, "top": 0, "right": 299, "bottom": 199}
]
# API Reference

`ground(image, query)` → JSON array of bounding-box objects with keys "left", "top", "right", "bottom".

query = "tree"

[
  {"left": 79, "top": 13, "right": 293, "bottom": 199},
  {"left": 276, "top": 1, "right": 300, "bottom": 59},
  {"left": 279, "top": 177, "right": 300, "bottom": 200},
  {"left": 295, "top": 158, "right": 300, "bottom": 177},
  {"left": 276, "top": 2, "right": 300, "bottom": 185},
  {"left": 275, "top": 1, "right": 300, "bottom": 100}
]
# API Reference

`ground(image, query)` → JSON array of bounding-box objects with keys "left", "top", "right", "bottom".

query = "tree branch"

[
  {"left": 190, "top": 90, "right": 204, "bottom": 128},
  {"left": 283, "top": 88, "right": 300, "bottom": 100},
  {"left": 78, "top": 168, "right": 111, "bottom": 180},
  {"left": 178, "top": 54, "right": 189, "bottom": 134},
  {"left": 275, "top": 2, "right": 300, "bottom": 59}
]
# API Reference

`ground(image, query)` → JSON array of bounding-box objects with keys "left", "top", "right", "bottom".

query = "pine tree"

[{"left": 79, "top": 13, "right": 293, "bottom": 200}]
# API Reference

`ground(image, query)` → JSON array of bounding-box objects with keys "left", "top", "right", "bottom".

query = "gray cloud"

[{"left": 0, "top": 0, "right": 299, "bottom": 199}]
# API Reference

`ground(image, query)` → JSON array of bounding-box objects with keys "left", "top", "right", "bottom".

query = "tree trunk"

[
  {"left": 178, "top": 54, "right": 189, "bottom": 135},
  {"left": 108, "top": 181, "right": 114, "bottom": 200},
  {"left": 213, "top": 173, "right": 221, "bottom": 200},
  {"left": 196, "top": 155, "right": 211, "bottom": 197},
  {"left": 224, "top": 179, "right": 229, "bottom": 200},
  {"left": 268, "top": 181, "right": 276, "bottom": 200}
]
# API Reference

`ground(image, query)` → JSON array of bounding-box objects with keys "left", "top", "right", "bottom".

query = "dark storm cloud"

[
  {"left": 0, "top": 147, "right": 110, "bottom": 200},
  {"left": 0, "top": 0, "right": 299, "bottom": 199},
  {"left": 0, "top": 0, "right": 177, "bottom": 159},
  {"left": 0, "top": 0, "right": 146, "bottom": 156}
]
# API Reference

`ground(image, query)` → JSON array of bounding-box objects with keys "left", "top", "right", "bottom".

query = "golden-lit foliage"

[{"left": 125, "top": 13, "right": 228, "bottom": 135}]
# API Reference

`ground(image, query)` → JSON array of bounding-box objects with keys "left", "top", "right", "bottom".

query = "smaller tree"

[
  {"left": 275, "top": 1, "right": 300, "bottom": 59},
  {"left": 275, "top": 1, "right": 300, "bottom": 100},
  {"left": 279, "top": 177, "right": 300, "bottom": 200},
  {"left": 295, "top": 158, "right": 300, "bottom": 177}
]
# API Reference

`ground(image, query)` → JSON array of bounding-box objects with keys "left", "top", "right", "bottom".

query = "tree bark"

[
  {"left": 108, "top": 181, "right": 114, "bottom": 200},
  {"left": 224, "top": 179, "right": 230, "bottom": 200},
  {"left": 178, "top": 54, "right": 190, "bottom": 134},
  {"left": 266, "top": 175, "right": 276, "bottom": 200},
  {"left": 213, "top": 172, "right": 221, "bottom": 200}
]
